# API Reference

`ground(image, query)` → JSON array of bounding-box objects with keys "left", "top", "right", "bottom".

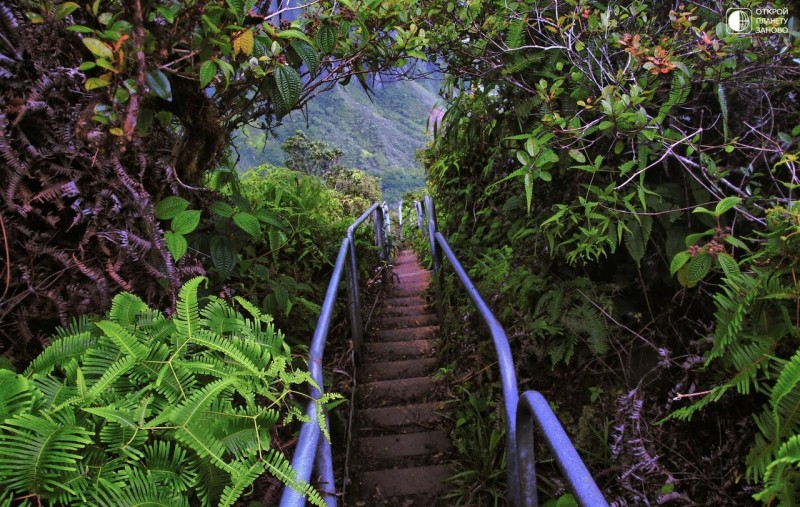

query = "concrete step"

[
  {"left": 364, "top": 340, "right": 434, "bottom": 362},
  {"left": 357, "top": 401, "right": 447, "bottom": 430},
  {"left": 383, "top": 295, "right": 429, "bottom": 307},
  {"left": 371, "top": 326, "right": 439, "bottom": 342},
  {"left": 359, "top": 358, "right": 438, "bottom": 382},
  {"left": 359, "top": 377, "right": 441, "bottom": 405},
  {"left": 372, "top": 313, "right": 439, "bottom": 329},
  {"left": 389, "top": 286, "right": 430, "bottom": 298},
  {"left": 379, "top": 304, "right": 431, "bottom": 317},
  {"left": 356, "top": 464, "right": 452, "bottom": 498},
  {"left": 355, "top": 430, "right": 453, "bottom": 460}
]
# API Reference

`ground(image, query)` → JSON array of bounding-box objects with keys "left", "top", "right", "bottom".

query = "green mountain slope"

[{"left": 234, "top": 77, "right": 440, "bottom": 203}]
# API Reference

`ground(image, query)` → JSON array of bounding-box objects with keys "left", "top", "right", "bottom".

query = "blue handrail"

[
  {"left": 416, "top": 197, "right": 608, "bottom": 507},
  {"left": 280, "top": 202, "right": 387, "bottom": 507}
]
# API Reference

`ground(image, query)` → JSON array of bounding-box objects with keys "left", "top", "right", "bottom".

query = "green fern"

[
  {"left": 754, "top": 434, "right": 800, "bottom": 504},
  {"left": 0, "top": 277, "right": 330, "bottom": 506}
]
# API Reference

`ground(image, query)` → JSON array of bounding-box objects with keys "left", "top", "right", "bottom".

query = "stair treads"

[
  {"left": 370, "top": 326, "right": 439, "bottom": 342},
  {"left": 357, "top": 464, "right": 452, "bottom": 498},
  {"left": 363, "top": 340, "right": 434, "bottom": 362},
  {"left": 355, "top": 430, "right": 453, "bottom": 459},
  {"left": 358, "top": 402, "right": 446, "bottom": 429},
  {"left": 359, "top": 358, "right": 438, "bottom": 382},
  {"left": 359, "top": 377, "right": 441, "bottom": 404},
  {"left": 383, "top": 295, "right": 430, "bottom": 307},
  {"left": 372, "top": 313, "right": 438, "bottom": 329},
  {"left": 379, "top": 303, "right": 431, "bottom": 317}
]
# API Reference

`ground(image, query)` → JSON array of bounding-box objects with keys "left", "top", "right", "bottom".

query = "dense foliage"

[
  {"left": 0, "top": 277, "right": 333, "bottom": 506},
  {"left": 0, "top": 0, "right": 424, "bottom": 361},
  {"left": 415, "top": 0, "right": 800, "bottom": 504}
]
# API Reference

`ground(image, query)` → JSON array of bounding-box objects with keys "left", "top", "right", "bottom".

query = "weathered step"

[
  {"left": 359, "top": 358, "right": 438, "bottom": 382},
  {"left": 358, "top": 401, "right": 446, "bottom": 430},
  {"left": 364, "top": 340, "right": 434, "bottom": 362},
  {"left": 384, "top": 295, "right": 429, "bottom": 307},
  {"left": 357, "top": 464, "right": 452, "bottom": 498},
  {"left": 371, "top": 326, "right": 439, "bottom": 342},
  {"left": 395, "top": 270, "right": 431, "bottom": 280},
  {"left": 372, "top": 313, "right": 438, "bottom": 329},
  {"left": 389, "top": 289, "right": 429, "bottom": 298},
  {"left": 355, "top": 430, "right": 453, "bottom": 460},
  {"left": 359, "top": 377, "right": 440, "bottom": 404},
  {"left": 379, "top": 304, "right": 431, "bottom": 317}
]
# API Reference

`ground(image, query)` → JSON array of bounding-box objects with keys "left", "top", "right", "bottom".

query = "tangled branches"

[{"left": 0, "top": 4, "right": 196, "bottom": 362}]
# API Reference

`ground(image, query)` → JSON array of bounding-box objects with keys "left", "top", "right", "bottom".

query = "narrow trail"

[{"left": 348, "top": 249, "right": 453, "bottom": 505}]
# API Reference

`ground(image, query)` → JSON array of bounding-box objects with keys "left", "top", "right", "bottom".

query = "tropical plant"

[
  {"left": 0, "top": 276, "right": 337, "bottom": 506},
  {"left": 415, "top": 0, "right": 798, "bottom": 503}
]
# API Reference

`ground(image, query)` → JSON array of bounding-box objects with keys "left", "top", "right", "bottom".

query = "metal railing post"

[
  {"left": 398, "top": 200, "right": 403, "bottom": 241},
  {"left": 517, "top": 392, "right": 609, "bottom": 507},
  {"left": 345, "top": 241, "right": 362, "bottom": 356},
  {"left": 423, "top": 196, "right": 444, "bottom": 323},
  {"left": 415, "top": 201, "right": 427, "bottom": 235}
]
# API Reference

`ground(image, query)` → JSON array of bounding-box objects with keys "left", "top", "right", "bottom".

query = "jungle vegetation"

[{"left": 0, "top": 0, "right": 799, "bottom": 505}]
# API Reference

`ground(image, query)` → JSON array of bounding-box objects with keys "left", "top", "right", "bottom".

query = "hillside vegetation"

[{"left": 235, "top": 77, "right": 438, "bottom": 202}]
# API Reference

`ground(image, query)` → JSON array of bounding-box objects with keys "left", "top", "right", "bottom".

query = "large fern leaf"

[
  {"left": 0, "top": 414, "right": 93, "bottom": 495},
  {"left": 173, "top": 276, "right": 206, "bottom": 349}
]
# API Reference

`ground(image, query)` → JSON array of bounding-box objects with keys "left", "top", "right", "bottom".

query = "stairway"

[{"left": 348, "top": 250, "right": 453, "bottom": 505}]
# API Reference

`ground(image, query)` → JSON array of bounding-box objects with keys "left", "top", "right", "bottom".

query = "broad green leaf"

[
  {"left": 83, "top": 38, "right": 114, "bottom": 59},
  {"left": 86, "top": 77, "right": 110, "bottom": 90},
  {"left": 687, "top": 252, "right": 712, "bottom": 284},
  {"left": 155, "top": 196, "right": 190, "bottom": 220},
  {"left": 233, "top": 212, "right": 261, "bottom": 238},
  {"left": 692, "top": 206, "right": 716, "bottom": 216},
  {"left": 171, "top": 210, "right": 202, "bottom": 235},
  {"left": 670, "top": 251, "right": 691, "bottom": 275},
  {"left": 67, "top": 25, "right": 95, "bottom": 33},
  {"left": 211, "top": 238, "right": 237, "bottom": 280},
  {"left": 316, "top": 24, "right": 337, "bottom": 54},
  {"left": 274, "top": 65, "right": 302, "bottom": 108},
  {"left": 717, "top": 252, "right": 740, "bottom": 278},
  {"left": 146, "top": 69, "right": 172, "bottom": 101},
  {"left": 290, "top": 40, "right": 320, "bottom": 76},
  {"left": 226, "top": 0, "right": 246, "bottom": 24},
  {"left": 199, "top": 60, "right": 217, "bottom": 88},
  {"left": 55, "top": 2, "right": 80, "bottom": 20},
  {"left": 568, "top": 149, "right": 586, "bottom": 163},
  {"left": 524, "top": 172, "right": 533, "bottom": 214},
  {"left": 165, "top": 231, "right": 188, "bottom": 261},
  {"left": 724, "top": 235, "right": 750, "bottom": 251},
  {"left": 715, "top": 196, "right": 742, "bottom": 216},
  {"left": 277, "top": 28, "right": 312, "bottom": 44},
  {"left": 209, "top": 201, "right": 234, "bottom": 218}
]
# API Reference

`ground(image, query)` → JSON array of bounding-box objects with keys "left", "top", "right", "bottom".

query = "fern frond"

[
  {"left": 262, "top": 448, "right": 326, "bottom": 506},
  {"left": 142, "top": 441, "right": 198, "bottom": 492},
  {"left": 201, "top": 297, "right": 245, "bottom": 335},
  {"left": 753, "top": 434, "right": 800, "bottom": 504},
  {"left": 219, "top": 459, "right": 267, "bottom": 507},
  {"left": 24, "top": 331, "right": 98, "bottom": 377},
  {"left": 95, "top": 320, "right": 149, "bottom": 360},
  {"left": 93, "top": 466, "right": 189, "bottom": 507},
  {"left": 191, "top": 331, "right": 261, "bottom": 378},
  {"left": 0, "top": 414, "right": 93, "bottom": 495},
  {"left": 109, "top": 292, "right": 148, "bottom": 327},
  {"left": 0, "top": 370, "right": 38, "bottom": 420},
  {"left": 173, "top": 276, "right": 207, "bottom": 349}
]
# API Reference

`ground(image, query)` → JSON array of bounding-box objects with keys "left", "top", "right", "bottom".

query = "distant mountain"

[{"left": 234, "top": 76, "right": 441, "bottom": 203}]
